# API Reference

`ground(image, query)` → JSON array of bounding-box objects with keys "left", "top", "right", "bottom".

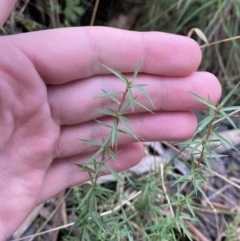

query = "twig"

[
  {"left": 200, "top": 35, "right": 240, "bottom": 48},
  {"left": 186, "top": 221, "right": 211, "bottom": 241},
  {"left": 202, "top": 192, "right": 220, "bottom": 238},
  {"left": 13, "top": 190, "right": 142, "bottom": 241},
  {"left": 160, "top": 163, "right": 181, "bottom": 234},
  {"left": 28, "top": 189, "right": 71, "bottom": 241},
  {"left": 19, "top": 0, "right": 30, "bottom": 15},
  {"left": 90, "top": 0, "right": 100, "bottom": 26},
  {"left": 161, "top": 141, "right": 240, "bottom": 190},
  {"left": 213, "top": 109, "right": 240, "bottom": 126}
]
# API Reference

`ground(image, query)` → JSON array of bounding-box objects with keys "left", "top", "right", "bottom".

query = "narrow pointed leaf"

[
  {"left": 111, "top": 119, "right": 118, "bottom": 147},
  {"left": 99, "top": 63, "right": 128, "bottom": 85},
  {"left": 132, "top": 60, "right": 142, "bottom": 82},
  {"left": 102, "top": 134, "right": 111, "bottom": 146},
  {"left": 188, "top": 141, "right": 202, "bottom": 154},
  {"left": 84, "top": 148, "right": 104, "bottom": 166},
  {"left": 204, "top": 142, "right": 211, "bottom": 157},
  {"left": 128, "top": 88, "right": 135, "bottom": 111},
  {"left": 95, "top": 108, "right": 116, "bottom": 116},
  {"left": 194, "top": 115, "right": 214, "bottom": 136},
  {"left": 221, "top": 83, "right": 239, "bottom": 105},
  {"left": 119, "top": 116, "right": 140, "bottom": 141},
  {"left": 95, "top": 119, "right": 112, "bottom": 128},
  {"left": 104, "top": 163, "right": 121, "bottom": 181},
  {"left": 209, "top": 105, "right": 214, "bottom": 115},
  {"left": 118, "top": 115, "right": 130, "bottom": 122},
  {"left": 206, "top": 153, "right": 227, "bottom": 158},
  {"left": 134, "top": 99, "right": 154, "bottom": 113},
  {"left": 196, "top": 172, "right": 207, "bottom": 182},
  {"left": 76, "top": 163, "right": 96, "bottom": 174},
  {"left": 95, "top": 89, "right": 123, "bottom": 99},
  {"left": 117, "top": 128, "right": 131, "bottom": 135},
  {"left": 219, "top": 110, "right": 237, "bottom": 128},
  {"left": 105, "top": 146, "right": 117, "bottom": 162},
  {"left": 78, "top": 138, "right": 103, "bottom": 146},
  {"left": 95, "top": 89, "right": 122, "bottom": 105},
  {"left": 120, "top": 101, "right": 131, "bottom": 114},
  {"left": 203, "top": 157, "right": 212, "bottom": 172},
  {"left": 221, "top": 106, "right": 240, "bottom": 111},
  {"left": 212, "top": 131, "right": 237, "bottom": 150},
  {"left": 186, "top": 200, "right": 195, "bottom": 217},
  {"left": 132, "top": 84, "right": 155, "bottom": 108},
  {"left": 190, "top": 92, "right": 217, "bottom": 109},
  {"left": 132, "top": 84, "right": 148, "bottom": 87}
]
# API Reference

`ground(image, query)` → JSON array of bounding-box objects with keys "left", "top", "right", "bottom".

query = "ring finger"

[{"left": 54, "top": 111, "right": 197, "bottom": 159}]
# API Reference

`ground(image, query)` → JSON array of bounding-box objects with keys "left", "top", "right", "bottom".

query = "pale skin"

[{"left": 0, "top": 1, "right": 221, "bottom": 240}]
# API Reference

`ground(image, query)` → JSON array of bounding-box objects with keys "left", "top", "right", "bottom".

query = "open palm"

[{"left": 0, "top": 2, "right": 221, "bottom": 240}]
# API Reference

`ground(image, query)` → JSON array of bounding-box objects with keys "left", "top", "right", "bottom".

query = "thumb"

[{"left": 0, "top": 0, "right": 17, "bottom": 28}]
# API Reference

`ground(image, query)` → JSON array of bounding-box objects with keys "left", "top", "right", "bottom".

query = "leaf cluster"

[
  {"left": 69, "top": 61, "right": 154, "bottom": 240},
  {"left": 67, "top": 64, "right": 240, "bottom": 241}
]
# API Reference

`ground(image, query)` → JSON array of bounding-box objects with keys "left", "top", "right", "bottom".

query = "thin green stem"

[{"left": 77, "top": 76, "right": 133, "bottom": 239}]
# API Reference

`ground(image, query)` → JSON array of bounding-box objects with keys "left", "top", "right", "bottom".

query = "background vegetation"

[{"left": 5, "top": 1, "right": 240, "bottom": 241}]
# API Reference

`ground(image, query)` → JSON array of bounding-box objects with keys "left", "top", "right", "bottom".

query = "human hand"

[{"left": 0, "top": 1, "right": 221, "bottom": 240}]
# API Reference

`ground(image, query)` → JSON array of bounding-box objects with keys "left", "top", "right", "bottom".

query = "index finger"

[
  {"left": 0, "top": 0, "right": 17, "bottom": 27},
  {"left": 4, "top": 27, "right": 202, "bottom": 84}
]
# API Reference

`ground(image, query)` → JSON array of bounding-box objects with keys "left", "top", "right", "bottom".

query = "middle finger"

[
  {"left": 47, "top": 72, "right": 221, "bottom": 126},
  {"left": 54, "top": 111, "right": 197, "bottom": 158}
]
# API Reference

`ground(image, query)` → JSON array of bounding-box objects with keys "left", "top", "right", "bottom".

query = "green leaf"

[
  {"left": 209, "top": 104, "right": 214, "bottom": 115},
  {"left": 132, "top": 84, "right": 155, "bottom": 108},
  {"left": 95, "top": 161, "right": 106, "bottom": 175},
  {"left": 203, "top": 142, "right": 211, "bottom": 157},
  {"left": 127, "top": 232, "right": 134, "bottom": 241},
  {"left": 120, "top": 101, "right": 131, "bottom": 114},
  {"left": 178, "top": 219, "right": 193, "bottom": 241},
  {"left": 111, "top": 119, "right": 118, "bottom": 147},
  {"left": 186, "top": 199, "right": 195, "bottom": 217},
  {"left": 180, "top": 158, "right": 193, "bottom": 169},
  {"left": 221, "top": 83, "right": 240, "bottom": 105},
  {"left": 95, "top": 89, "right": 123, "bottom": 105},
  {"left": 119, "top": 116, "right": 140, "bottom": 141},
  {"left": 188, "top": 141, "right": 202, "bottom": 155},
  {"left": 96, "top": 185, "right": 114, "bottom": 196},
  {"left": 172, "top": 172, "right": 193, "bottom": 185},
  {"left": 95, "top": 108, "right": 116, "bottom": 116},
  {"left": 103, "top": 134, "right": 111, "bottom": 146},
  {"left": 132, "top": 60, "right": 142, "bottom": 82},
  {"left": 219, "top": 110, "right": 237, "bottom": 128},
  {"left": 194, "top": 115, "right": 214, "bottom": 136},
  {"left": 205, "top": 153, "right": 227, "bottom": 158},
  {"left": 128, "top": 89, "right": 135, "bottom": 111},
  {"left": 77, "top": 188, "right": 94, "bottom": 209},
  {"left": 131, "top": 84, "right": 148, "bottom": 87},
  {"left": 99, "top": 63, "right": 129, "bottom": 85},
  {"left": 78, "top": 138, "right": 103, "bottom": 146},
  {"left": 84, "top": 148, "right": 104, "bottom": 167},
  {"left": 95, "top": 119, "right": 112, "bottom": 129},
  {"left": 134, "top": 99, "right": 154, "bottom": 113},
  {"left": 76, "top": 163, "right": 96, "bottom": 174},
  {"left": 104, "top": 163, "right": 121, "bottom": 181},
  {"left": 117, "top": 128, "right": 132, "bottom": 135},
  {"left": 196, "top": 171, "right": 207, "bottom": 182},
  {"left": 221, "top": 106, "right": 240, "bottom": 111},
  {"left": 212, "top": 131, "right": 237, "bottom": 150},
  {"left": 204, "top": 156, "right": 212, "bottom": 171},
  {"left": 105, "top": 146, "right": 118, "bottom": 163},
  {"left": 190, "top": 92, "right": 217, "bottom": 109}
]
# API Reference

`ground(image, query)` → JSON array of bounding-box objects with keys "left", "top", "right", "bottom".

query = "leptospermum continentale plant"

[
  {"left": 66, "top": 63, "right": 240, "bottom": 241},
  {"left": 72, "top": 61, "right": 155, "bottom": 240}
]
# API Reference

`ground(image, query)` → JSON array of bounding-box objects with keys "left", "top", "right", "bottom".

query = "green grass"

[{"left": 136, "top": 0, "right": 240, "bottom": 105}]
